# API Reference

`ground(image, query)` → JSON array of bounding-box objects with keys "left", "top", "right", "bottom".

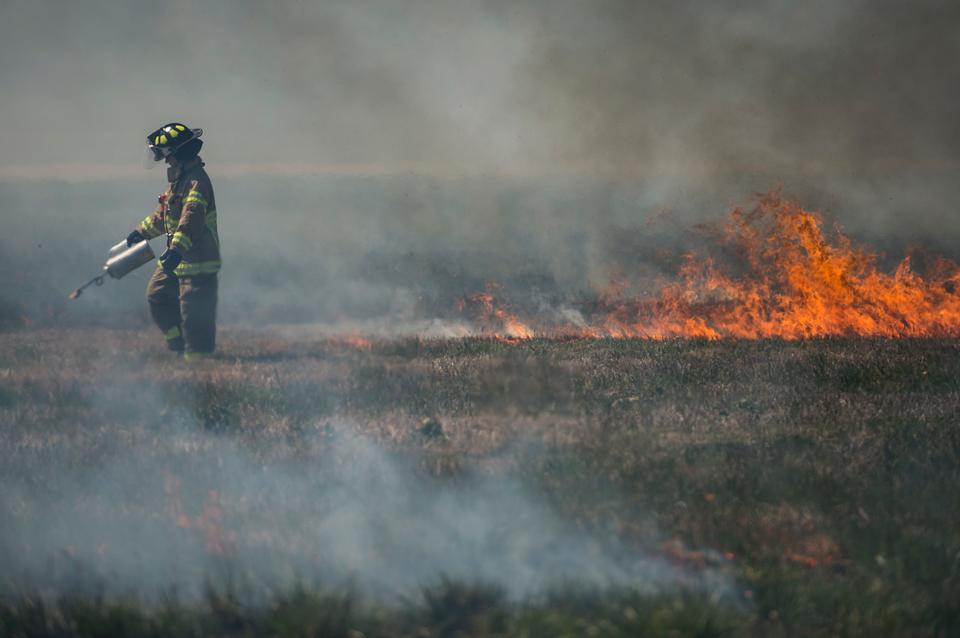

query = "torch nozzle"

[{"left": 68, "top": 274, "right": 106, "bottom": 300}]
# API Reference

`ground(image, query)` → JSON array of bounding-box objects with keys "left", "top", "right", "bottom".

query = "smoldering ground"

[{"left": 0, "top": 374, "right": 734, "bottom": 602}]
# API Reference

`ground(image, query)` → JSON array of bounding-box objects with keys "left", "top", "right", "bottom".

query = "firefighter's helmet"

[{"left": 144, "top": 123, "right": 203, "bottom": 165}]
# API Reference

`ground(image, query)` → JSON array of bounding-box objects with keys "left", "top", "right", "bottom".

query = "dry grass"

[{"left": 2, "top": 328, "right": 960, "bottom": 636}]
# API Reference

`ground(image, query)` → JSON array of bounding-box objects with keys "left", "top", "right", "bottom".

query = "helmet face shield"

[{"left": 142, "top": 144, "right": 163, "bottom": 169}]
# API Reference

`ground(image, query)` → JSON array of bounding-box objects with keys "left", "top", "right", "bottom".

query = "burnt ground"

[{"left": 1, "top": 329, "right": 959, "bottom": 636}]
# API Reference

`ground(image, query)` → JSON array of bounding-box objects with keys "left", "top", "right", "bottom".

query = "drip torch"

[{"left": 69, "top": 240, "right": 156, "bottom": 299}]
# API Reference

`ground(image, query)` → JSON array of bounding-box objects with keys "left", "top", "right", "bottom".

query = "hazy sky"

[{"left": 2, "top": 0, "right": 958, "bottom": 179}]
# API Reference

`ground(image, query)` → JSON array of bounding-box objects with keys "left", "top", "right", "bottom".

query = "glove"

[
  {"left": 159, "top": 248, "right": 182, "bottom": 274},
  {"left": 126, "top": 230, "right": 145, "bottom": 247}
]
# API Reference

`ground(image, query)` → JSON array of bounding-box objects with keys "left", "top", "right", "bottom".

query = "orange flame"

[
  {"left": 164, "top": 474, "right": 233, "bottom": 555},
  {"left": 459, "top": 284, "right": 535, "bottom": 342},
  {"left": 461, "top": 193, "right": 960, "bottom": 339},
  {"left": 595, "top": 192, "right": 960, "bottom": 338},
  {"left": 333, "top": 335, "right": 372, "bottom": 349}
]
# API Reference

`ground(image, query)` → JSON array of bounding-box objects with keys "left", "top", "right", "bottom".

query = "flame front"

[
  {"left": 605, "top": 192, "right": 960, "bottom": 338},
  {"left": 459, "top": 284, "right": 535, "bottom": 342},
  {"left": 461, "top": 192, "right": 960, "bottom": 340}
]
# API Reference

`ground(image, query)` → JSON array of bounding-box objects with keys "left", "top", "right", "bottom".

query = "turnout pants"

[{"left": 146, "top": 267, "right": 218, "bottom": 353}]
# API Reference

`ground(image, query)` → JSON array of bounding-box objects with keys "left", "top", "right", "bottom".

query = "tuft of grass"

[{"left": 0, "top": 582, "right": 749, "bottom": 638}]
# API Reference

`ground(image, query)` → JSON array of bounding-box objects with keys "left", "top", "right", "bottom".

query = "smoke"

[
  {"left": 518, "top": 1, "right": 960, "bottom": 176},
  {"left": 1, "top": 0, "right": 959, "bottom": 329},
  {"left": 0, "top": 395, "right": 731, "bottom": 601},
  {"left": 2, "top": 0, "right": 958, "bottom": 173}
]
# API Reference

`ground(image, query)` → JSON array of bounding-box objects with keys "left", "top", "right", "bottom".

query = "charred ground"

[{"left": 1, "top": 330, "right": 959, "bottom": 636}]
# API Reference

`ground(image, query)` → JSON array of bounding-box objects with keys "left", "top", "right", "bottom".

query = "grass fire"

[
  {"left": 4, "top": 186, "right": 960, "bottom": 636},
  {"left": 5, "top": 190, "right": 960, "bottom": 636},
  {"left": 4, "top": 1, "right": 960, "bottom": 636},
  {"left": 461, "top": 192, "right": 960, "bottom": 341}
]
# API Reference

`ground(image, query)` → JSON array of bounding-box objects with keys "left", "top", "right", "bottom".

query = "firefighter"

[{"left": 126, "top": 123, "right": 220, "bottom": 356}]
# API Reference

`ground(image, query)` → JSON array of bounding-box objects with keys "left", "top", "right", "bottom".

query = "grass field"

[{"left": 2, "top": 329, "right": 959, "bottom": 636}]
